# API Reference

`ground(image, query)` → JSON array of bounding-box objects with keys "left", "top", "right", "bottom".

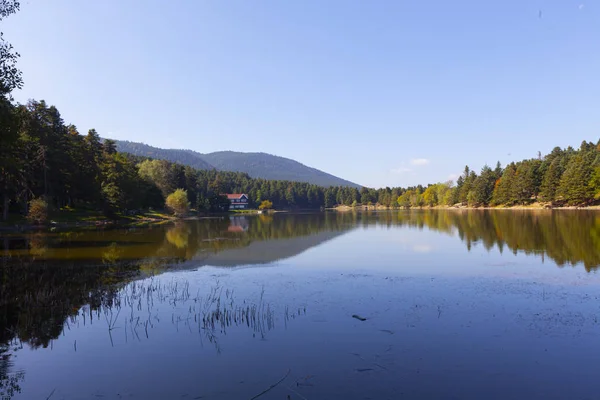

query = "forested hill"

[
  {"left": 113, "top": 140, "right": 361, "bottom": 188},
  {"left": 201, "top": 151, "right": 360, "bottom": 188},
  {"left": 110, "top": 140, "right": 214, "bottom": 171}
]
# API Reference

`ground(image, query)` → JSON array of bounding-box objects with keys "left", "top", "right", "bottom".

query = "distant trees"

[
  {"left": 386, "top": 140, "right": 598, "bottom": 209},
  {"left": 1, "top": 98, "right": 597, "bottom": 220},
  {"left": 470, "top": 165, "right": 497, "bottom": 206},
  {"left": 557, "top": 150, "right": 595, "bottom": 205},
  {"left": 591, "top": 166, "right": 600, "bottom": 200}
]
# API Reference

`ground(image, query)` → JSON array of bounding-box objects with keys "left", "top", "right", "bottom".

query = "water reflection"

[
  {"left": 363, "top": 210, "right": 600, "bottom": 271},
  {"left": 3, "top": 210, "right": 599, "bottom": 270},
  {"left": 1, "top": 210, "right": 599, "bottom": 399}
]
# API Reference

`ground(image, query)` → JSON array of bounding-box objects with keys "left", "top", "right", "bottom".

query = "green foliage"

[
  {"left": 539, "top": 158, "right": 564, "bottom": 203},
  {"left": 422, "top": 185, "right": 437, "bottom": 207},
  {"left": 590, "top": 166, "right": 600, "bottom": 200},
  {"left": 165, "top": 189, "right": 190, "bottom": 216},
  {"left": 557, "top": 151, "right": 595, "bottom": 205},
  {"left": 258, "top": 200, "right": 273, "bottom": 210},
  {"left": 138, "top": 159, "right": 181, "bottom": 198},
  {"left": 458, "top": 166, "right": 476, "bottom": 204},
  {"left": 492, "top": 164, "right": 516, "bottom": 205},
  {"left": 470, "top": 165, "right": 496, "bottom": 206},
  {"left": 0, "top": 0, "right": 23, "bottom": 98},
  {"left": 0, "top": 90, "right": 598, "bottom": 218},
  {"left": 26, "top": 198, "right": 48, "bottom": 224},
  {"left": 397, "top": 190, "right": 412, "bottom": 208},
  {"left": 512, "top": 160, "right": 541, "bottom": 205}
]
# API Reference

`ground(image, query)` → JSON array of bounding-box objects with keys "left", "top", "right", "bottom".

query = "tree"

[
  {"left": 397, "top": 190, "right": 412, "bottom": 208},
  {"left": 0, "top": 1, "right": 23, "bottom": 98},
  {"left": 324, "top": 189, "right": 336, "bottom": 208},
  {"left": 165, "top": 189, "right": 190, "bottom": 216},
  {"left": 492, "top": 163, "right": 516, "bottom": 205},
  {"left": 458, "top": 166, "right": 476, "bottom": 204},
  {"left": 102, "top": 139, "right": 117, "bottom": 155},
  {"left": 26, "top": 198, "right": 48, "bottom": 224},
  {"left": 470, "top": 165, "right": 496, "bottom": 206},
  {"left": 258, "top": 200, "right": 273, "bottom": 210},
  {"left": 539, "top": 158, "right": 563, "bottom": 203},
  {"left": 590, "top": 166, "right": 600, "bottom": 200},
  {"left": 138, "top": 159, "right": 179, "bottom": 198},
  {"left": 557, "top": 153, "right": 595, "bottom": 205},
  {"left": 0, "top": 99, "right": 19, "bottom": 220},
  {"left": 422, "top": 185, "right": 437, "bottom": 207},
  {"left": 511, "top": 160, "right": 541, "bottom": 204},
  {"left": 435, "top": 182, "right": 453, "bottom": 206}
]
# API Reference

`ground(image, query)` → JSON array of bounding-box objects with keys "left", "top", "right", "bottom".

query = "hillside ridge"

[{"left": 112, "top": 140, "right": 361, "bottom": 188}]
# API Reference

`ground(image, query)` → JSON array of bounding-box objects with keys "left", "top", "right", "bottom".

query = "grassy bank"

[
  {"left": 0, "top": 207, "right": 285, "bottom": 232},
  {"left": 0, "top": 207, "right": 178, "bottom": 232}
]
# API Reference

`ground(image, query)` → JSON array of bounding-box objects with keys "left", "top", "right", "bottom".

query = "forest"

[
  {"left": 1, "top": 2, "right": 599, "bottom": 222},
  {"left": 1, "top": 95, "right": 599, "bottom": 221}
]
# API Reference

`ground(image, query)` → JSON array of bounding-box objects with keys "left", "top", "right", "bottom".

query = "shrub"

[
  {"left": 165, "top": 189, "right": 190, "bottom": 216},
  {"left": 27, "top": 198, "right": 49, "bottom": 224},
  {"left": 258, "top": 200, "right": 273, "bottom": 210}
]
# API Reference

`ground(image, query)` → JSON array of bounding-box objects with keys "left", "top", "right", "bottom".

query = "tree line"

[
  {"left": 1, "top": 97, "right": 598, "bottom": 220},
  {"left": 391, "top": 142, "right": 600, "bottom": 208},
  {"left": 0, "top": 99, "right": 354, "bottom": 219}
]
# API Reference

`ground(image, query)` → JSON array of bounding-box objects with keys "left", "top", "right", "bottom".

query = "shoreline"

[
  {"left": 0, "top": 208, "right": 283, "bottom": 233},
  {"left": 332, "top": 203, "right": 600, "bottom": 211}
]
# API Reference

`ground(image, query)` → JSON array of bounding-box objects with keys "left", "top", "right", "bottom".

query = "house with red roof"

[{"left": 226, "top": 193, "right": 249, "bottom": 210}]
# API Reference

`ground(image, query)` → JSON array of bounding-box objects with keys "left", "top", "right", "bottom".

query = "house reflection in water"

[{"left": 227, "top": 216, "right": 249, "bottom": 233}]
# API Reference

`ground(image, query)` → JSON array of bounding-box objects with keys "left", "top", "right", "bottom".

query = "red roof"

[{"left": 226, "top": 193, "right": 248, "bottom": 200}]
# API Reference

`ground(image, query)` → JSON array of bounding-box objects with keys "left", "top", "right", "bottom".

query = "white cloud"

[
  {"left": 390, "top": 167, "right": 412, "bottom": 174},
  {"left": 413, "top": 244, "right": 433, "bottom": 253},
  {"left": 448, "top": 173, "right": 460, "bottom": 181},
  {"left": 410, "top": 158, "right": 430, "bottom": 166}
]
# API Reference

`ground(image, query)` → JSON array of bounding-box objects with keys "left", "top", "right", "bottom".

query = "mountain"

[
  {"left": 200, "top": 151, "right": 360, "bottom": 188},
  {"left": 191, "top": 230, "right": 352, "bottom": 268},
  {"left": 112, "top": 140, "right": 361, "bottom": 188},
  {"left": 111, "top": 140, "right": 214, "bottom": 171}
]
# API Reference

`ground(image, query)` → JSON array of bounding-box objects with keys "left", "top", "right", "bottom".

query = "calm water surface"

[{"left": 1, "top": 210, "right": 600, "bottom": 399}]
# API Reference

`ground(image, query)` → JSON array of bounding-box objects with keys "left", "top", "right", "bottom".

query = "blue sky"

[{"left": 3, "top": 0, "right": 599, "bottom": 188}]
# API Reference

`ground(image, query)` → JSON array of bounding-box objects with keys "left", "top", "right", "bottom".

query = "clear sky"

[{"left": 3, "top": 0, "right": 599, "bottom": 188}]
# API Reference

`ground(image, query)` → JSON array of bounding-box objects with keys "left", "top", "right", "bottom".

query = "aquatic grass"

[{"left": 64, "top": 277, "right": 306, "bottom": 352}]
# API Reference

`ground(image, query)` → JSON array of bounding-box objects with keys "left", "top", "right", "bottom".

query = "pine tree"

[
  {"left": 512, "top": 160, "right": 540, "bottom": 205},
  {"left": 539, "top": 158, "right": 563, "bottom": 203},
  {"left": 492, "top": 163, "right": 516, "bottom": 205},
  {"left": 557, "top": 152, "right": 595, "bottom": 205},
  {"left": 471, "top": 165, "right": 496, "bottom": 206}
]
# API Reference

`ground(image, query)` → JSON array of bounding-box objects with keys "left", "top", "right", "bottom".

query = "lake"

[{"left": 1, "top": 210, "right": 600, "bottom": 400}]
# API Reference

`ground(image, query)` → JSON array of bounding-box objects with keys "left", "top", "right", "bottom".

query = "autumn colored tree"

[
  {"left": 26, "top": 198, "right": 48, "bottom": 224},
  {"left": 422, "top": 185, "right": 438, "bottom": 207},
  {"left": 166, "top": 189, "right": 190, "bottom": 216},
  {"left": 397, "top": 190, "right": 412, "bottom": 208},
  {"left": 258, "top": 200, "right": 273, "bottom": 210}
]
